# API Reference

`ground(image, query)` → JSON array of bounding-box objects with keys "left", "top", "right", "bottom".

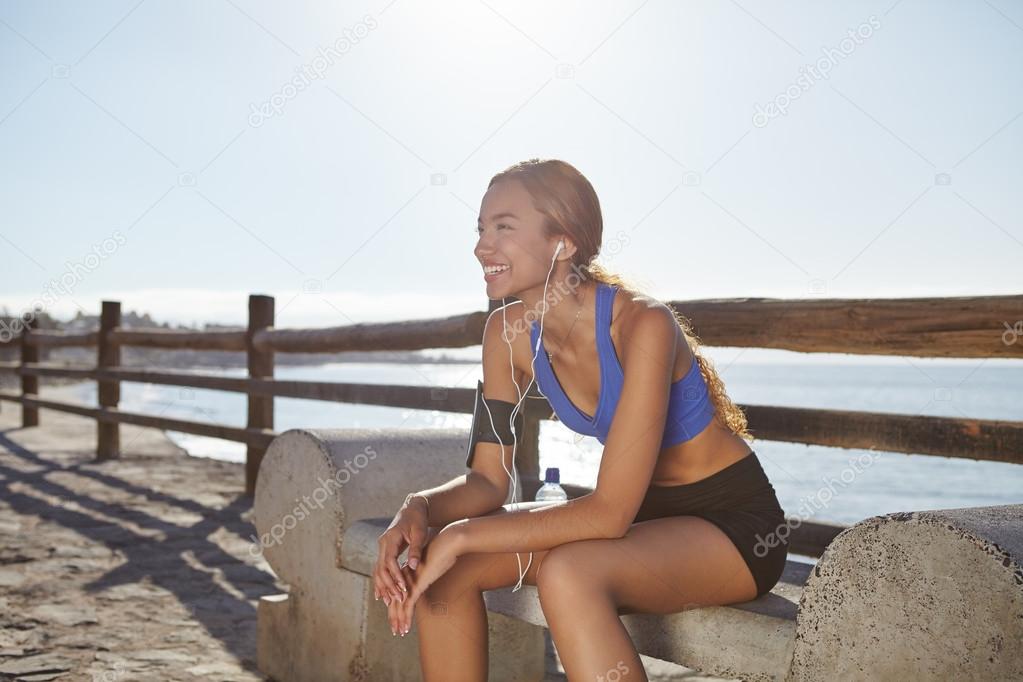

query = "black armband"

[{"left": 465, "top": 379, "right": 524, "bottom": 468}]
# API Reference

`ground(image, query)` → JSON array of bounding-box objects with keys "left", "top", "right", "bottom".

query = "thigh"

[
  {"left": 426, "top": 501, "right": 565, "bottom": 593},
  {"left": 540, "top": 515, "right": 759, "bottom": 614}
]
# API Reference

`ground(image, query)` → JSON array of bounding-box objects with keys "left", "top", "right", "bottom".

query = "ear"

[{"left": 558, "top": 237, "right": 578, "bottom": 261}]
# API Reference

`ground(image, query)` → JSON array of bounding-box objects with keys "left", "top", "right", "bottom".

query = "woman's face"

[{"left": 474, "top": 179, "right": 559, "bottom": 299}]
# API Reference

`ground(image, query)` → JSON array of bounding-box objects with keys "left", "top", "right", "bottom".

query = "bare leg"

[
  {"left": 413, "top": 501, "right": 561, "bottom": 682},
  {"left": 535, "top": 515, "right": 758, "bottom": 681}
]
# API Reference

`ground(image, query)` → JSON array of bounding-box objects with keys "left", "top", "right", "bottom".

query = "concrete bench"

[{"left": 252, "top": 428, "right": 1023, "bottom": 681}]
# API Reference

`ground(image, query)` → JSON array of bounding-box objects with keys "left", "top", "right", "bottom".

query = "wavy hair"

[{"left": 488, "top": 158, "right": 752, "bottom": 442}]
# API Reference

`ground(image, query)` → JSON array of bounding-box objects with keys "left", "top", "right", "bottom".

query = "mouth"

[{"left": 482, "top": 262, "right": 510, "bottom": 281}]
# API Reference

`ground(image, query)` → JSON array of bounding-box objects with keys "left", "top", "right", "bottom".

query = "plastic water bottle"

[{"left": 535, "top": 467, "right": 568, "bottom": 502}]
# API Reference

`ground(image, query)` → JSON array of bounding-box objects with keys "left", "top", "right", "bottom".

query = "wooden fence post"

[
  {"left": 246, "top": 294, "right": 274, "bottom": 496},
  {"left": 517, "top": 403, "right": 543, "bottom": 501},
  {"left": 97, "top": 301, "right": 121, "bottom": 460},
  {"left": 20, "top": 315, "right": 39, "bottom": 427}
]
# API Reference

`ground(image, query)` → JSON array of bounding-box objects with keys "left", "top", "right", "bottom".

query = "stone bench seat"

[{"left": 253, "top": 428, "right": 1023, "bottom": 681}]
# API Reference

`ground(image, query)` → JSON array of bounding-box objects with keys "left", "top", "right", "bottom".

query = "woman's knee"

[
  {"left": 535, "top": 544, "right": 607, "bottom": 600},
  {"left": 431, "top": 550, "right": 524, "bottom": 599}
]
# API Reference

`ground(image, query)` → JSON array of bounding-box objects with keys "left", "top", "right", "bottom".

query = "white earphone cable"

[{"left": 480, "top": 239, "right": 563, "bottom": 591}]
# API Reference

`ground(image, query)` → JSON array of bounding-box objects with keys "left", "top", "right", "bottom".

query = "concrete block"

[
  {"left": 252, "top": 428, "right": 534, "bottom": 681},
  {"left": 788, "top": 504, "right": 1023, "bottom": 680}
]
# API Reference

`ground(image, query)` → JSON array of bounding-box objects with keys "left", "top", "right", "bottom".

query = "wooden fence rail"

[{"left": 1, "top": 292, "right": 1020, "bottom": 558}]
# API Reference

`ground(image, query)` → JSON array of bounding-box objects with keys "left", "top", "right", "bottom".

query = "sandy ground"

[
  {"left": 0, "top": 384, "right": 283, "bottom": 681},
  {"left": 0, "top": 383, "right": 731, "bottom": 681}
]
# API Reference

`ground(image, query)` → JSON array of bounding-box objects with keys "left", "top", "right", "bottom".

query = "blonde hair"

[{"left": 488, "top": 158, "right": 752, "bottom": 442}]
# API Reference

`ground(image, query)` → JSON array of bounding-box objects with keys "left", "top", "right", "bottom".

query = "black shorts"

[{"left": 632, "top": 451, "right": 789, "bottom": 598}]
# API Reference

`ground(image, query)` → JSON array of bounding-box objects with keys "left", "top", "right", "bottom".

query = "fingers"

[
  {"left": 401, "top": 589, "right": 417, "bottom": 636},
  {"left": 376, "top": 567, "right": 404, "bottom": 605},
  {"left": 386, "top": 553, "right": 408, "bottom": 598},
  {"left": 375, "top": 564, "right": 405, "bottom": 606},
  {"left": 388, "top": 563, "right": 416, "bottom": 636},
  {"left": 406, "top": 529, "right": 425, "bottom": 571},
  {"left": 383, "top": 537, "right": 408, "bottom": 597},
  {"left": 375, "top": 538, "right": 407, "bottom": 605},
  {"left": 387, "top": 584, "right": 405, "bottom": 636},
  {"left": 398, "top": 564, "right": 418, "bottom": 635},
  {"left": 406, "top": 546, "right": 422, "bottom": 572}
]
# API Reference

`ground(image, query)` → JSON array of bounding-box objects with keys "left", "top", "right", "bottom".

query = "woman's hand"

[
  {"left": 387, "top": 562, "right": 416, "bottom": 636},
  {"left": 375, "top": 496, "right": 430, "bottom": 608},
  {"left": 396, "top": 521, "right": 466, "bottom": 636}
]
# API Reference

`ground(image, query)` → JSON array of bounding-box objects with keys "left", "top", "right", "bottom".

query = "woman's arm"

[
  {"left": 449, "top": 491, "right": 619, "bottom": 554},
  {"left": 404, "top": 300, "right": 532, "bottom": 526},
  {"left": 452, "top": 305, "right": 678, "bottom": 555},
  {"left": 377, "top": 467, "right": 506, "bottom": 604},
  {"left": 408, "top": 472, "right": 507, "bottom": 528}
]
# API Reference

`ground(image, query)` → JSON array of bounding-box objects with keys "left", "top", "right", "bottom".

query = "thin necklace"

[{"left": 546, "top": 286, "right": 586, "bottom": 367}]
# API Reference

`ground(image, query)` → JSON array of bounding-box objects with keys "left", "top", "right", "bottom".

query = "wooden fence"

[{"left": 1, "top": 291, "right": 1021, "bottom": 558}]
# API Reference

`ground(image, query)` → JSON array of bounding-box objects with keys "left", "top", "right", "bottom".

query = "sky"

[{"left": 1, "top": 0, "right": 1021, "bottom": 338}]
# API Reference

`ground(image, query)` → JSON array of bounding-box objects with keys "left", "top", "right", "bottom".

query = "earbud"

[{"left": 553, "top": 240, "right": 565, "bottom": 259}]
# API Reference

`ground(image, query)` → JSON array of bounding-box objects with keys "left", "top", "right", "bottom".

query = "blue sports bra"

[{"left": 530, "top": 282, "right": 716, "bottom": 449}]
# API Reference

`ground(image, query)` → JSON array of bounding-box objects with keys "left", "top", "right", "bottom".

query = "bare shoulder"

[
  {"left": 482, "top": 300, "right": 531, "bottom": 390},
  {"left": 615, "top": 288, "right": 677, "bottom": 336},
  {"left": 484, "top": 299, "right": 529, "bottom": 345},
  {"left": 614, "top": 289, "right": 686, "bottom": 371}
]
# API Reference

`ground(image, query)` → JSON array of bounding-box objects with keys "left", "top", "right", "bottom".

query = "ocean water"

[{"left": 65, "top": 357, "right": 1022, "bottom": 528}]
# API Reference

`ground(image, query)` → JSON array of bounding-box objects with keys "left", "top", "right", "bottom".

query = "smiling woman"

[{"left": 374, "top": 158, "right": 789, "bottom": 682}]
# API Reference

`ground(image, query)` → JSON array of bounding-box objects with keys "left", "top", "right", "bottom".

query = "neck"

[{"left": 518, "top": 276, "right": 596, "bottom": 350}]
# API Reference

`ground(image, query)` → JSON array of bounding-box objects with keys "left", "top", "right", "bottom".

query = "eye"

[{"left": 475, "top": 224, "right": 512, "bottom": 234}]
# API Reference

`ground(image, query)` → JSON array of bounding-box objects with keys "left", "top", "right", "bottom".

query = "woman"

[{"left": 374, "top": 159, "right": 789, "bottom": 681}]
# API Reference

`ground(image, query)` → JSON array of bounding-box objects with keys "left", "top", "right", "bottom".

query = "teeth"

[{"left": 484, "top": 264, "right": 509, "bottom": 274}]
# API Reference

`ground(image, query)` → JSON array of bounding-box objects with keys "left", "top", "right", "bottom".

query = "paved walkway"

[
  {"left": 0, "top": 385, "right": 722, "bottom": 681},
  {"left": 0, "top": 386, "right": 281, "bottom": 681}
]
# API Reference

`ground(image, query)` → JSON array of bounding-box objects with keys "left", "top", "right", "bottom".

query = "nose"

[{"left": 474, "top": 234, "right": 496, "bottom": 259}]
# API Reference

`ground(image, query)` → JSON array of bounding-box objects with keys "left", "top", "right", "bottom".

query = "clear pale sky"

[{"left": 2, "top": 0, "right": 1021, "bottom": 333}]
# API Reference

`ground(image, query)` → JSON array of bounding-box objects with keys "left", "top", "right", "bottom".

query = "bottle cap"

[{"left": 544, "top": 467, "right": 560, "bottom": 483}]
